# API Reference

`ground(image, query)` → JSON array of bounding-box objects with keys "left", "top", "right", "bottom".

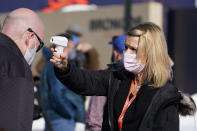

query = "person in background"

[
  {"left": 50, "top": 22, "right": 196, "bottom": 131},
  {"left": 86, "top": 34, "right": 126, "bottom": 131},
  {"left": 66, "top": 24, "right": 83, "bottom": 45},
  {"left": 64, "top": 23, "right": 100, "bottom": 113},
  {"left": 0, "top": 8, "right": 44, "bottom": 131},
  {"left": 39, "top": 34, "right": 85, "bottom": 131},
  {"left": 63, "top": 24, "right": 99, "bottom": 70},
  {"left": 62, "top": 24, "right": 86, "bottom": 68},
  {"left": 76, "top": 42, "right": 100, "bottom": 70},
  {"left": 66, "top": 24, "right": 83, "bottom": 36},
  {"left": 59, "top": 32, "right": 101, "bottom": 130}
]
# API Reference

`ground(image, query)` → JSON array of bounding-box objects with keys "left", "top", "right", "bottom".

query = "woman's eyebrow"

[{"left": 126, "top": 44, "right": 137, "bottom": 49}]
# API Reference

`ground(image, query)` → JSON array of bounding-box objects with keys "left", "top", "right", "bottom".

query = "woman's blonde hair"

[{"left": 127, "top": 22, "right": 172, "bottom": 87}]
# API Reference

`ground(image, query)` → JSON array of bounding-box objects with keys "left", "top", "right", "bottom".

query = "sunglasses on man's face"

[{"left": 27, "top": 28, "right": 44, "bottom": 52}]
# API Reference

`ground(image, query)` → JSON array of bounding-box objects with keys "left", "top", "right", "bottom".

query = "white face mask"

[
  {"left": 24, "top": 37, "right": 37, "bottom": 65},
  {"left": 123, "top": 53, "right": 145, "bottom": 74}
]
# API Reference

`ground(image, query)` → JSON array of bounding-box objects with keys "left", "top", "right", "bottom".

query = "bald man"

[{"left": 0, "top": 8, "right": 44, "bottom": 131}]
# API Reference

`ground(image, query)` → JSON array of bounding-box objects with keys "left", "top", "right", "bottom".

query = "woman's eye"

[
  {"left": 131, "top": 47, "right": 137, "bottom": 51},
  {"left": 125, "top": 45, "right": 128, "bottom": 49}
]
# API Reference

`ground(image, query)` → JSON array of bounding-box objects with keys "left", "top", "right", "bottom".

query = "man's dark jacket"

[
  {"left": 0, "top": 33, "right": 34, "bottom": 131},
  {"left": 55, "top": 62, "right": 196, "bottom": 131}
]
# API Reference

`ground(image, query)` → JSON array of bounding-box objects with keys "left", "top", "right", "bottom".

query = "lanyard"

[{"left": 118, "top": 80, "right": 140, "bottom": 131}]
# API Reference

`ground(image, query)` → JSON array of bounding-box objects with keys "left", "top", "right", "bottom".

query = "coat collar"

[{"left": 107, "top": 61, "right": 135, "bottom": 81}]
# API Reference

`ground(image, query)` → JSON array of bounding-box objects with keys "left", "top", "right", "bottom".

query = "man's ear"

[
  {"left": 27, "top": 31, "right": 34, "bottom": 39},
  {"left": 23, "top": 31, "right": 32, "bottom": 47},
  {"left": 23, "top": 30, "right": 33, "bottom": 39},
  {"left": 25, "top": 31, "right": 35, "bottom": 46}
]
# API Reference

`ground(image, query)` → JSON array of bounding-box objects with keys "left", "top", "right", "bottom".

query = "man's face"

[
  {"left": 67, "top": 40, "right": 75, "bottom": 50},
  {"left": 22, "top": 28, "right": 44, "bottom": 65},
  {"left": 111, "top": 49, "right": 123, "bottom": 62}
]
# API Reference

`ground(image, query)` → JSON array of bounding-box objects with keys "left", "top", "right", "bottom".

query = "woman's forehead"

[{"left": 125, "top": 36, "right": 139, "bottom": 48}]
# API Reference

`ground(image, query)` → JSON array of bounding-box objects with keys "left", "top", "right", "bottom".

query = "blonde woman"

[{"left": 50, "top": 22, "right": 196, "bottom": 131}]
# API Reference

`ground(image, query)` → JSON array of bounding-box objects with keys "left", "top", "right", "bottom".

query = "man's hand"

[{"left": 50, "top": 48, "right": 68, "bottom": 70}]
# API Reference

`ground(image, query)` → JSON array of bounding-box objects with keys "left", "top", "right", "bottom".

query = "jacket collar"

[
  {"left": 107, "top": 61, "right": 134, "bottom": 80},
  {"left": 107, "top": 60, "right": 124, "bottom": 71}
]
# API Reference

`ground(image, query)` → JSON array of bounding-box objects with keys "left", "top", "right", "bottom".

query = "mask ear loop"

[
  {"left": 33, "top": 35, "right": 37, "bottom": 50},
  {"left": 28, "top": 34, "right": 37, "bottom": 50}
]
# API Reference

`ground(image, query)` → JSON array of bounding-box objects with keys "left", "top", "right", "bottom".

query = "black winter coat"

[
  {"left": 0, "top": 33, "right": 34, "bottom": 131},
  {"left": 55, "top": 62, "right": 193, "bottom": 131}
]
